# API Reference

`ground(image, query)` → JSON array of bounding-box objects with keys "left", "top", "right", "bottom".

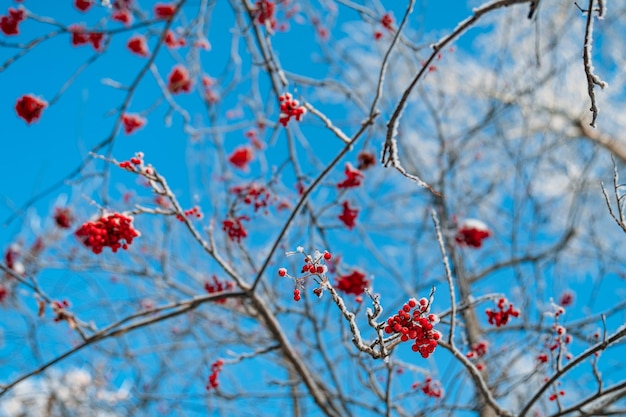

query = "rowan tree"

[{"left": 1, "top": 1, "right": 626, "bottom": 416}]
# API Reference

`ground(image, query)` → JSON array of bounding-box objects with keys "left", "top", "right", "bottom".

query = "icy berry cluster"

[
  {"left": 204, "top": 275, "right": 234, "bottom": 304},
  {"left": 1, "top": 8, "right": 25, "bottom": 36},
  {"left": 278, "top": 93, "right": 306, "bottom": 127},
  {"left": 167, "top": 65, "right": 193, "bottom": 94},
  {"left": 279, "top": 248, "right": 332, "bottom": 301},
  {"left": 228, "top": 146, "right": 254, "bottom": 170},
  {"left": 75, "top": 213, "right": 140, "bottom": 254},
  {"left": 335, "top": 270, "right": 368, "bottom": 301},
  {"left": 51, "top": 299, "right": 71, "bottom": 322},
  {"left": 412, "top": 377, "right": 443, "bottom": 398},
  {"left": 384, "top": 297, "right": 441, "bottom": 358},
  {"left": 119, "top": 152, "right": 153, "bottom": 176},
  {"left": 455, "top": 219, "right": 491, "bottom": 248},
  {"left": 356, "top": 150, "right": 376, "bottom": 170},
  {"left": 154, "top": 3, "right": 176, "bottom": 19},
  {"left": 70, "top": 25, "right": 104, "bottom": 51},
  {"left": 206, "top": 359, "right": 224, "bottom": 390},
  {"left": 338, "top": 200, "right": 358, "bottom": 230},
  {"left": 122, "top": 113, "right": 146, "bottom": 134},
  {"left": 337, "top": 163, "right": 364, "bottom": 189},
  {"left": 254, "top": 0, "right": 276, "bottom": 30},
  {"left": 54, "top": 207, "right": 74, "bottom": 229},
  {"left": 222, "top": 215, "right": 249, "bottom": 243},
  {"left": 127, "top": 35, "right": 149, "bottom": 57},
  {"left": 230, "top": 183, "right": 271, "bottom": 212},
  {"left": 466, "top": 340, "right": 489, "bottom": 371},
  {"left": 485, "top": 297, "right": 520, "bottom": 327},
  {"left": 15, "top": 94, "right": 47, "bottom": 124},
  {"left": 176, "top": 205, "right": 203, "bottom": 222}
]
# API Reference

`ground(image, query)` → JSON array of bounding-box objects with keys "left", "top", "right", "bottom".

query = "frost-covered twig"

[
  {"left": 580, "top": 0, "right": 608, "bottom": 127},
  {"left": 431, "top": 210, "right": 456, "bottom": 344},
  {"left": 600, "top": 156, "right": 626, "bottom": 234}
]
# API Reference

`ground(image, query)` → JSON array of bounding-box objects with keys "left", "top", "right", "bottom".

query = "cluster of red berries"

[
  {"left": 455, "top": 219, "right": 491, "bottom": 248},
  {"left": 70, "top": 25, "right": 104, "bottom": 51},
  {"left": 559, "top": 290, "right": 574, "bottom": 307},
  {"left": 127, "top": 35, "right": 149, "bottom": 57},
  {"left": 384, "top": 297, "right": 441, "bottom": 358},
  {"left": 337, "top": 163, "right": 364, "bottom": 189},
  {"left": 230, "top": 183, "right": 271, "bottom": 212},
  {"left": 1, "top": 7, "right": 25, "bottom": 36},
  {"left": 356, "top": 150, "right": 376, "bottom": 170},
  {"left": 4, "top": 243, "right": 24, "bottom": 275},
  {"left": 381, "top": 13, "right": 394, "bottom": 31},
  {"left": 74, "top": 0, "right": 92, "bottom": 12},
  {"left": 338, "top": 201, "right": 358, "bottom": 230},
  {"left": 254, "top": 0, "right": 276, "bottom": 30},
  {"left": 111, "top": 5, "right": 132, "bottom": 26},
  {"left": 549, "top": 389, "right": 566, "bottom": 402},
  {"left": 206, "top": 359, "right": 224, "bottom": 390},
  {"left": 54, "top": 207, "right": 73, "bottom": 229},
  {"left": 374, "top": 12, "right": 394, "bottom": 40},
  {"left": 201, "top": 75, "right": 219, "bottom": 104},
  {"left": 548, "top": 324, "right": 572, "bottom": 358},
  {"left": 114, "top": 13, "right": 132, "bottom": 25},
  {"left": 412, "top": 377, "right": 443, "bottom": 398},
  {"left": 335, "top": 270, "right": 368, "bottom": 299},
  {"left": 228, "top": 146, "right": 254, "bottom": 170},
  {"left": 204, "top": 275, "right": 234, "bottom": 304},
  {"left": 75, "top": 213, "right": 140, "bottom": 254},
  {"left": 279, "top": 249, "right": 332, "bottom": 301},
  {"left": 485, "top": 297, "right": 520, "bottom": 327},
  {"left": 165, "top": 30, "right": 186, "bottom": 48},
  {"left": 466, "top": 340, "right": 488, "bottom": 370},
  {"left": 119, "top": 152, "right": 152, "bottom": 175},
  {"left": 15, "top": 94, "right": 47, "bottom": 124},
  {"left": 168, "top": 65, "right": 193, "bottom": 94},
  {"left": 466, "top": 340, "right": 488, "bottom": 359},
  {"left": 278, "top": 93, "right": 306, "bottom": 127},
  {"left": 222, "top": 216, "right": 249, "bottom": 243},
  {"left": 51, "top": 299, "right": 71, "bottom": 322},
  {"left": 176, "top": 205, "right": 203, "bottom": 221},
  {"left": 122, "top": 113, "right": 146, "bottom": 134},
  {"left": 154, "top": 3, "right": 176, "bottom": 19}
]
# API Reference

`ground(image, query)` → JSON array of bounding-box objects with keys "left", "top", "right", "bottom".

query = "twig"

[
  {"left": 581, "top": 0, "right": 608, "bottom": 127},
  {"left": 431, "top": 210, "right": 456, "bottom": 345}
]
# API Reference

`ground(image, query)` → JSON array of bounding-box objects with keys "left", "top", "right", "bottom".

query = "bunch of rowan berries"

[
  {"left": 206, "top": 359, "right": 224, "bottom": 390},
  {"left": 485, "top": 297, "right": 520, "bottom": 327},
  {"left": 384, "top": 297, "right": 441, "bottom": 358},
  {"left": 455, "top": 219, "right": 491, "bottom": 248},
  {"left": 412, "top": 376, "right": 443, "bottom": 398},
  {"left": 222, "top": 216, "right": 249, "bottom": 243},
  {"left": 75, "top": 213, "right": 140, "bottom": 254},
  {"left": 176, "top": 205, "right": 203, "bottom": 221},
  {"left": 278, "top": 247, "right": 332, "bottom": 301},
  {"left": 204, "top": 275, "right": 234, "bottom": 304},
  {"left": 278, "top": 93, "right": 306, "bottom": 126},
  {"left": 466, "top": 340, "right": 489, "bottom": 370},
  {"left": 119, "top": 152, "right": 153, "bottom": 176}
]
